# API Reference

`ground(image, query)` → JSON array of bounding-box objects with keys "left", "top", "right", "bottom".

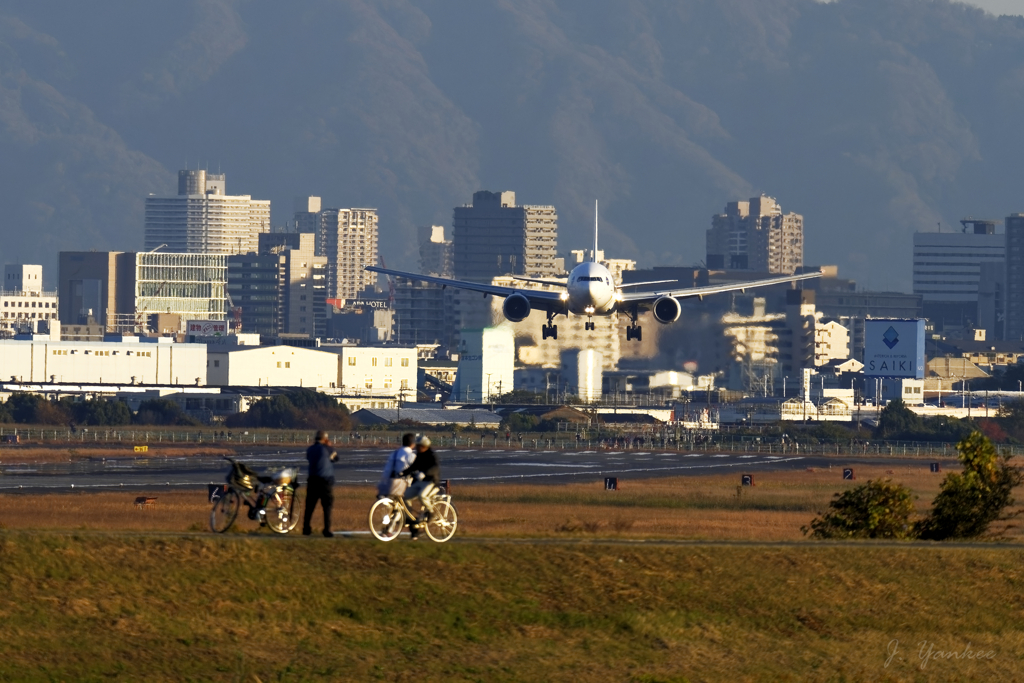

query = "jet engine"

[
  {"left": 502, "top": 294, "right": 532, "bottom": 322},
  {"left": 652, "top": 296, "right": 681, "bottom": 324}
]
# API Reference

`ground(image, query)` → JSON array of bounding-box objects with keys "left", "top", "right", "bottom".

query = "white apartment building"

[
  {"left": 319, "top": 208, "right": 378, "bottom": 302},
  {"left": 0, "top": 338, "right": 206, "bottom": 385},
  {"left": 1, "top": 264, "right": 59, "bottom": 333},
  {"left": 145, "top": 170, "right": 270, "bottom": 255},
  {"left": 328, "top": 345, "right": 418, "bottom": 400}
]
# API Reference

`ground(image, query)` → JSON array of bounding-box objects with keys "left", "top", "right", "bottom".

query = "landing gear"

[
  {"left": 625, "top": 305, "right": 642, "bottom": 341},
  {"left": 585, "top": 320, "right": 595, "bottom": 331},
  {"left": 543, "top": 311, "right": 559, "bottom": 340}
]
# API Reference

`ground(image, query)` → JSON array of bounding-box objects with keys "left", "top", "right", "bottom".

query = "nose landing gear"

[{"left": 585, "top": 320, "right": 595, "bottom": 331}]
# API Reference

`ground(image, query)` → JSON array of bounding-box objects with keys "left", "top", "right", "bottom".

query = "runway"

[{"left": 0, "top": 446, "right": 947, "bottom": 493}]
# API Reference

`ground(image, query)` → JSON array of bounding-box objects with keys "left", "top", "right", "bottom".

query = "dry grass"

[
  {"left": 0, "top": 534, "right": 1022, "bottom": 681},
  {"left": 3, "top": 463, "right": 1021, "bottom": 542},
  {"left": 0, "top": 444, "right": 238, "bottom": 463}
]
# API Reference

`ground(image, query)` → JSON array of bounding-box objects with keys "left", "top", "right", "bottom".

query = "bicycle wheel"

[
  {"left": 425, "top": 500, "right": 458, "bottom": 543},
  {"left": 368, "top": 498, "right": 404, "bottom": 542},
  {"left": 265, "top": 487, "right": 299, "bottom": 534},
  {"left": 210, "top": 488, "right": 241, "bottom": 533}
]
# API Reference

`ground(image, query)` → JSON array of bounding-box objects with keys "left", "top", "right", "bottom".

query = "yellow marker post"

[{"left": 134, "top": 445, "right": 149, "bottom": 453}]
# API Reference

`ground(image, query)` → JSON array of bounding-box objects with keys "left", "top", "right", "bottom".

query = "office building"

[
  {"left": 135, "top": 252, "right": 227, "bottom": 331},
  {"left": 419, "top": 225, "right": 454, "bottom": 277},
  {"left": 1006, "top": 214, "right": 1024, "bottom": 341},
  {"left": 258, "top": 233, "right": 327, "bottom": 337},
  {"left": 913, "top": 219, "right": 1004, "bottom": 330},
  {"left": 453, "top": 190, "right": 559, "bottom": 281},
  {"left": 1, "top": 264, "right": 58, "bottom": 335},
  {"left": 58, "top": 252, "right": 136, "bottom": 328},
  {"left": 293, "top": 196, "right": 322, "bottom": 235},
  {"left": 706, "top": 195, "right": 803, "bottom": 274},
  {"left": 318, "top": 208, "right": 378, "bottom": 302},
  {"left": 226, "top": 233, "right": 328, "bottom": 338},
  {"left": 144, "top": 170, "right": 270, "bottom": 255},
  {"left": 393, "top": 226, "right": 458, "bottom": 347},
  {"left": 449, "top": 327, "right": 515, "bottom": 403},
  {"left": 226, "top": 253, "right": 284, "bottom": 336}
]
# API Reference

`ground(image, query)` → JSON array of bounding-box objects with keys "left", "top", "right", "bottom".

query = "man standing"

[{"left": 303, "top": 430, "right": 338, "bottom": 537}]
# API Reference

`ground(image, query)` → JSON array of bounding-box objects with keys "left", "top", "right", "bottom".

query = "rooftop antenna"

[{"left": 593, "top": 200, "right": 599, "bottom": 262}]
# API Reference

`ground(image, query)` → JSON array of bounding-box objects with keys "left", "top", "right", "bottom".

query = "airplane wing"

[
  {"left": 365, "top": 266, "right": 567, "bottom": 311},
  {"left": 620, "top": 270, "right": 823, "bottom": 305}
]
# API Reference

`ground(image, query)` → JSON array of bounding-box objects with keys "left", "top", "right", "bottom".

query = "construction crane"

[{"left": 225, "top": 290, "right": 242, "bottom": 332}]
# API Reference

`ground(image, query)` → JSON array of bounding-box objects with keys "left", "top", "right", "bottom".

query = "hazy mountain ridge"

[{"left": 0, "top": 0, "right": 1021, "bottom": 291}]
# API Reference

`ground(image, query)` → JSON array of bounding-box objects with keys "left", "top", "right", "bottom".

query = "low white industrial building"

[
  {"left": 207, "top": 345, "right": 340, "bottom": 389},
  {"left": 0, "top": 337, "right": 207, "bottom": 385}
]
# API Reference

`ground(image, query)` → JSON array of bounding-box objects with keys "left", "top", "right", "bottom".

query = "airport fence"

[{"left": 0, "top": 425, "right": 1022, "bottom": 459}]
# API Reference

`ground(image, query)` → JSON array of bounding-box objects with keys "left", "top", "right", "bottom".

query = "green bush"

[
  {"left": 916, "top": 431, "right": 1024, "bottom": 540},
  {"left": 59, "top": 398, "right": 133, "bottom": 426},
  {"left": 225, "top": 390, "right": 351, "bottom": 431},
  {"left": 3, "top": 393, "right": 69, "bottom": 425},
  {"left": 135, "top": 398, "right": 201, "bottom": 426},
  {"left": 804, "top": 479, "right": 916, "bottom": 540}
]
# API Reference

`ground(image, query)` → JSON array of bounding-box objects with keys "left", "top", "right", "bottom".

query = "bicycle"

[
  {"left": 210, "top": 458, "right": 301, "bottom": 534},
  {"left": 368, "top": 483, "right": 458, "bottom": 543}
]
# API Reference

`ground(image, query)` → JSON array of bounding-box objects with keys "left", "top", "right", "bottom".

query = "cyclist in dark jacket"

[
  {"left": 400, "top": 434, "right": 441, "bottom": 540},
  {"left": 303, "top": 430, "right": 337, "bottom": 537}
]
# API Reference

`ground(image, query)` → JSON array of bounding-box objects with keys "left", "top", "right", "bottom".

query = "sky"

[{"left": 965, "top": 0, "right": 1024, "bottom": 16}]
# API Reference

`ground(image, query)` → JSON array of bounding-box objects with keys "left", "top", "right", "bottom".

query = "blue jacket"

[{"left": 306, "top": 442, "right": 336, "bottom": 479}]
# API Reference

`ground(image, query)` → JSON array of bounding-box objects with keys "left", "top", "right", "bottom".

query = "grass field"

[
  {"left": 2, "top": 463, "right": 1019, "bottom": 542},
  {"left": 0, "top": 532, "right": 1022, "bottom": 681}
]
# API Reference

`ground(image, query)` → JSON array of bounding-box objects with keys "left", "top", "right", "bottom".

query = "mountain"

[{"left": 0, "top": 0, "right": 1022, "bottom": 292}]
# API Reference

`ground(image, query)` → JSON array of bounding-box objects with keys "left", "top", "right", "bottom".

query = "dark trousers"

[{"left": 303, "top": 475, "right": 334, "bottom": 535}]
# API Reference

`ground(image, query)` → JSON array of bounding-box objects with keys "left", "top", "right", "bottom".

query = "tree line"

[{"left": 0, "top": 390, "right": 352, "bottom": 431}]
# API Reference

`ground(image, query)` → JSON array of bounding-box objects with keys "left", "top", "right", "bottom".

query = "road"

[{"left": 0, "top": 446, "right": 950, "bottom": 493}]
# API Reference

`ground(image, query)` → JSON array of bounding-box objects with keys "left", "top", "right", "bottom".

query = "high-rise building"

[
  {"left": 706, "top": 195, "right": 803, "bottom": 274},
  {"left": 1005, "top": 214, "right": 1024, "bottom": 341},
  {"left": 394, "top": 226, "right": 456, "bottom": 348},
  {"left": 319, "top": 208, "right": 378, "bottom": 302},
  {"left": 419, "top": 225, "right": 453, "bottom": 277},
  {"left": 293, "top": 196, "right": 322, "bottom": 236},
  {"left": 227, "top": 253, "right": 285, "bottom": 336},
  {"left": 227, "top": 232, "right": 329, "bottom": 338},
  {"left": 453, "top": 190, "right": 559, "bottom": 281},
  {"left": 144, "top": 170, "right": 270, "bottom": 255},
  {"left": 260, "top": 232, "right": 328, "bottom": 338},
  {"left": 913, "top": 220, "right": 1004, "bottom": 331}
]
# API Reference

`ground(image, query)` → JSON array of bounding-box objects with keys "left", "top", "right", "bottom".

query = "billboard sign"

[
  {"left": 186, "top": 320, "right": 227, "bottom": 336},
  {"left": 863, "top": 319, "right": 925, "bottom": 378}
]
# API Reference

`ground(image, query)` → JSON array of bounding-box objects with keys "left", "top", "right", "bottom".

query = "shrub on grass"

[
  {"left": 916, "top": 431, "right": 1024, "bottom": 540},
  {"left": 803, "top": 479, "right": 916, "bottom": 540}
]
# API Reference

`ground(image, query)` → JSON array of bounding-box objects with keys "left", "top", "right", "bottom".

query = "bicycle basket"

[
  {"left": 229, "top": 462, "right": 260, "bottom": 490},
  {"left": 272, "top": 468, "right": 297, "bottom": 485}
]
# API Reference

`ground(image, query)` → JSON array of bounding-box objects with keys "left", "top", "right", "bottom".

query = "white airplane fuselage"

[{"left": 565, "top": 261, "right": 617, "bottom": 316}]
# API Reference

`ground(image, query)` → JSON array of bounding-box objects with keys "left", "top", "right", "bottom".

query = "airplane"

[{"left": 366, "top": 202, "right": 822, "bottom": 341}]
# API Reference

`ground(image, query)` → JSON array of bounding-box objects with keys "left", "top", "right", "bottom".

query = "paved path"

[{"left": 0, "top": 447, "right": 951, "bottom": 493}]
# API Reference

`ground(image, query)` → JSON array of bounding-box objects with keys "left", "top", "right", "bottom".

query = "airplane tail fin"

[{"left": 593, "top": 200, "right": 599, "bottom": 262}]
